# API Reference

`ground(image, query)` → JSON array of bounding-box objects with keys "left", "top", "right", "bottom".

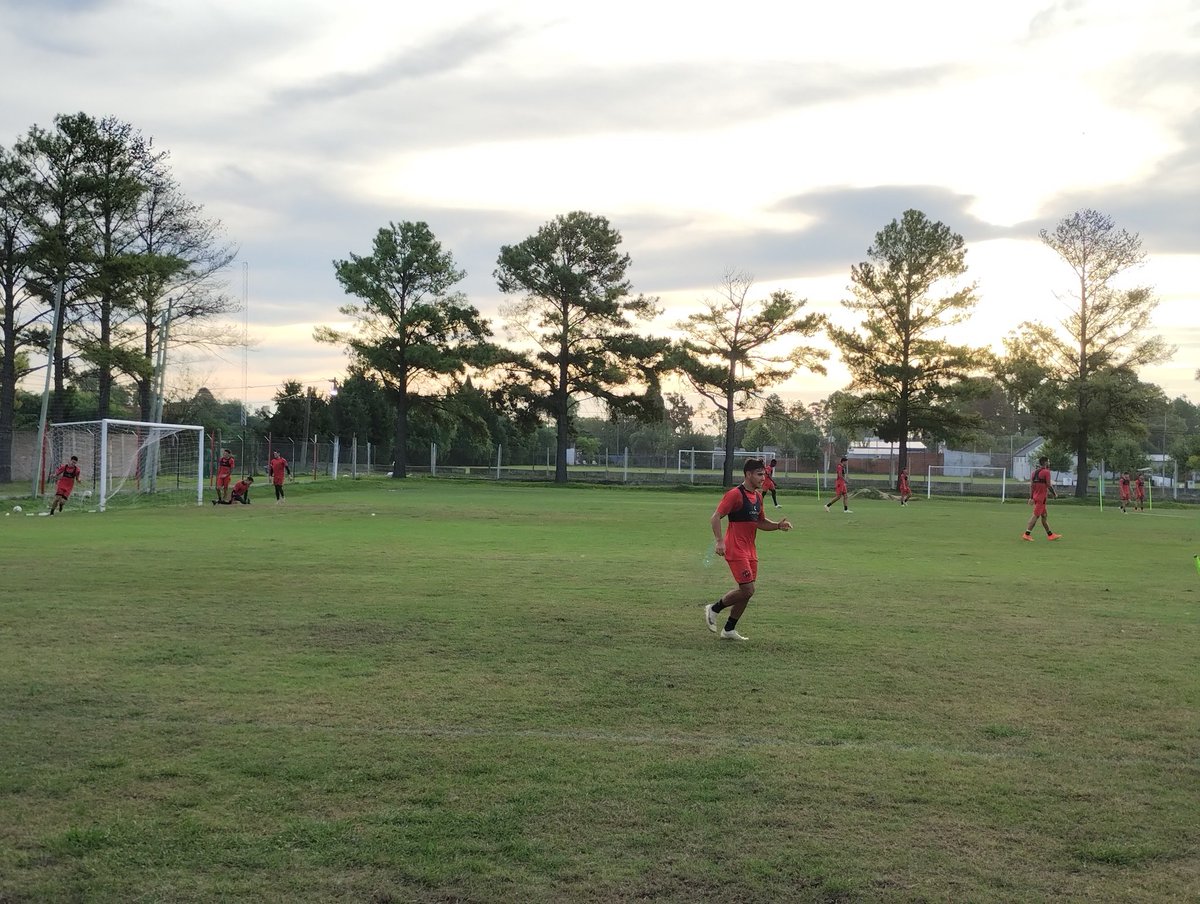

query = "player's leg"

[{"left": 715, "top": 581, "right": 754, "bottom": 639}]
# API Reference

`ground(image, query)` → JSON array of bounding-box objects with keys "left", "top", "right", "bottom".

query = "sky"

[{"left": 3, "top": 0, "right": 1197, "bottom": 415}]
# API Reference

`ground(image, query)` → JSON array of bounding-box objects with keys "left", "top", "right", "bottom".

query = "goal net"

[
  {"left": 45, "top": 419, "right": 204, "bottom": 511},
  {"left": 926, "top": 465, "right": 1008, "bottom": 502}
]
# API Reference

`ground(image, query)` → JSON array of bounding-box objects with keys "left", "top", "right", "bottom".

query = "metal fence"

[{"left": 5, "top": 429, "right": 1199, "bottom": 503}]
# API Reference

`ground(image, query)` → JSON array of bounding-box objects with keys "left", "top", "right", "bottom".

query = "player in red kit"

[
  {"left": 764, "top": 458, "right": 780, "bottom": 508},
  {"left": 47, "top": 455, "right": 83, "bottom": 515},
  {"left": 703, "top": 458, "right": 792, "bottom": 641},
  {"left": 268, "top": 451, "right": 291, "bottom": 502},
  {"left": 898, "top": 467, "right": 912, "bottom": 506},
  {"left": 1118, "top": 471, "right": 1131, "bottom": 513},
  {"left": 230, "top": 476, "right": 253, "bottom": 504},
  {"left": 214, "top": 448, "right": 235, "bottom": 504},
  {"left": 824, "top": 455, "right": 851, "bottom": 513},
  {"left": 1022, "top": 456, "right": 1061, "bottom": 541},
  {"left": 1134, "top": 474, "right": 1146, "bottom": 511}
]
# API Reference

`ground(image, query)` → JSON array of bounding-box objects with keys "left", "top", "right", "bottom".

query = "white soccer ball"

[
  {"left": 12, "top": 505, "right": 21, "bottom": 513},
  {"left": 83, "top": 490, "right": 93, "bottom": 498}
]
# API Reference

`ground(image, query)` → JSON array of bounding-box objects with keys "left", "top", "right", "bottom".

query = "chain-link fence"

[{"left": 5, "top": 429, "right": 1199, "bottom": 503}]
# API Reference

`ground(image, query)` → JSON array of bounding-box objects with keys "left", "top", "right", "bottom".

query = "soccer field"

[{"left": 2, "top": 481, "right": 1197, "bottom": 902}]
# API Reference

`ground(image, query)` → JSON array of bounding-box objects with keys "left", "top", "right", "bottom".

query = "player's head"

[
  {"left": 742, "top": 458, "right": 766, "bottom": 489},
  {"left": 246, "top": 475, "right": 254, "bottom": 483},
  {"left": 769, "top": 458, "right": 777, "bottom": 466},
  {"left": 222, "top": 448, "right": 231, "bottom": 455},
  {"left": 1038, "top": 456, "right": 1049, "bottom": 466},
  {"left": 70, "top": 455, "right": 78, "bottom": 462},
  {"left": 840, "top": 455, "right": 848, "bottom": 463}
]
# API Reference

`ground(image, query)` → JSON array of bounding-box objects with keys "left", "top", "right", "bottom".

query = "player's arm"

[
  {"left": 759, "top": 516, "right": 792, "bottom": 532},
  {"left": 710, "top": 509, "right": 727, "bottom": 555}
]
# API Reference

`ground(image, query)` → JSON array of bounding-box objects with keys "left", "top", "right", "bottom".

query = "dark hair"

[
  {"left": 769, "top": 458, "right": 777, "bottom": 465},
  {"left": 743, "top": 458, "right": 765, "bottom": 474},
  {"left": 70, "top": 455, "right": 78, "bottom": 461},
  {"left": 840, "top": 455, "right": 848, "bottom": 461},
  {"left": 1038, "top": 456, "right": 1049, "bottom": 465}
]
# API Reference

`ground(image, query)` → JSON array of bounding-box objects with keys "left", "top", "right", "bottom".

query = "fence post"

[
  {"left": 623, "top": 447, "right": 629, "bottom": 483},
  {"left": 431, "top": 442, "right": 437, "bottom": 476},
  {"left": 496, "top": 444, "right": 502, "bottom": 480},
  {"left": 331, "top": 437, "right": 340, "bottom": 478}
]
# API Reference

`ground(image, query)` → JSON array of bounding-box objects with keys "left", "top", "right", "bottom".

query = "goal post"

[
  {"left": 45, "top": 419, "right": 205, "bottom": 511},
  {"left": 926, "top": 465, "right": 1007, "bottom": 502}
]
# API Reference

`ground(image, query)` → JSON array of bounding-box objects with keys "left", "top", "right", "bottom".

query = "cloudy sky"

[{"left": 3, "top": 0, "right": 1197, "bottom": 413}]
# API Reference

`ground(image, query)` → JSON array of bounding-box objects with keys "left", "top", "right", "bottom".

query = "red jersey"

[
  {"left": 717, "top": 485, "right": 763, "bottom": 558},
  {"left": 899, "top": 472, "right": 909, "bottom": 492},
  {"left": 1030, "top": 466, "right": 1052, "bottom": 501},
  {"left": 1135, "top": 477, "right": 1145, "bottom": 498},
  {"left": 269, "top": 457, "right": 289, "bottom": 484},
  {"left": 54, "top": 462, "right": 81, "bottom": 495},
  {"left": 231, "top": 479, "right": 250, "bottom": 496},
  {"left": 836, "top": 462, "right": 846, "bottom": 481},
  {"left": 763, "top": 465, "right": 775, "bottom": 487},
  {"left": 217, "top": 455, "right": 235, "bottom": 478},
  {"left": 1119, "top": 476, "right": 1131, "bottom": 499}
]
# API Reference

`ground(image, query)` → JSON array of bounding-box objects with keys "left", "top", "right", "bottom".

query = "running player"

[
  {"left": 824, "top": 455, "right": 851, "bottom": 513},
  {"left": 898, "top": 467, "right": 912, "bottom": 506},
  {"left": 703, "top": 458, "right": 792, "bottom": 641},
  {"left": 764, "top": 458, "right": 780, "bottom": 508},
  {"left": 215, "top": 448, "right": 236, "bottom": 503},
  {"left": 1022, "top": 456, "right": 1062, "bottom": 541},
  {"left": 1118, "top": 471, "right": 1131, "bottom": 513},
  {"left": 268, "top": 451, "right": 291, "bottom": 502},
  {"left": 47, "top": 455, "right": 83, "bottom": 515},
  {"left": 1134, "top": 473, "right": 1146, "bottom": 511}
]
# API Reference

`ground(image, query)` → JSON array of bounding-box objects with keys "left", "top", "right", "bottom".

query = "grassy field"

[{"left": 1, "top": 480, "right": 1197, "bottom": 902}]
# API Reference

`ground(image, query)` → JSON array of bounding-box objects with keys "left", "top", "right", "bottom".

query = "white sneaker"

[
  {"left": 719, "top": 629, "right": 748, "bottom": 641},
  {"left": 704, "top": 604, "right": 718, "bottom": 633},
  {"left": 843, "top": 509, "right": 852, "bottom": 514}
]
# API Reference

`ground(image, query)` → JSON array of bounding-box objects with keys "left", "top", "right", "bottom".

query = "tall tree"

[
  {"left": 13, "top": 114, "right": 99, "bottom": 423},
  {"left": 0, "top": 148, "right": 45, "bottom": 482},
  {"left": 124, "top": 169, "right": 237, "bottom": 421},
  {"left": 675, "top": 271, "right": 826, "bottom": 487},
  {"left": 495, "top": 211, "right": 667, "bottom": 484},
  {"left": 1015, "top": 208, "right": 1174, "bottom": 496},
  {"left": 827, "top": 209, "right": 990, "bottom": 480},
  {"left": 319, "top": 221, "right": 493, "bottom": 479}
]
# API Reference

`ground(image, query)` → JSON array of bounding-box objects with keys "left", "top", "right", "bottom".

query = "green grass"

[{"left": 1, "top": 481, "right": 1198, "bottom": 902}]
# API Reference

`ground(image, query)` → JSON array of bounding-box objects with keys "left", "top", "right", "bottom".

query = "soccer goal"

[
  {"left": 45, "top": 419, "right": 204, "bottom": 511},
  {"left": 926, "top": 465, "right": 1007, "bottom": 502}
]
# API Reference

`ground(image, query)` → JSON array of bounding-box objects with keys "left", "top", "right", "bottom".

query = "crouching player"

[{"left": 215, "top": 476, "right": 253, "bottom": 505}]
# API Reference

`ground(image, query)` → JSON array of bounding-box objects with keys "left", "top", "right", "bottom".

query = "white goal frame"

[
  {"left": 48, "top": 418, "right": 205, "bottom": 511},
  {"left": 926, "top": 465, "right": 1007, "bottom": 502}
]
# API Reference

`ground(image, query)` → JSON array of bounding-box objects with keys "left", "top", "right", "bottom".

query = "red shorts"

[
  {"left": 726, "top": 557, "right": 758, "bottom": 584},
  {"left": 217, "top": 473, "right": 231, "bottom": 488},
  {"left": 835, "top": 480, "right": 847, "bottom": 495},
  {"left": 1032, "top": 498, "right": 1048, "bottom": 517},
  {"left": 55, "top": 483, "right": 73, "bottom": 499},
  {"left": 1136, "top": 492, "right": 1145, "bottom": 500},
  {"left": 763, "top": 478, "right": 776, "bottom": 491},
  {"left": 1119, "top": 490, "right": 1130, "bottom": 501}
]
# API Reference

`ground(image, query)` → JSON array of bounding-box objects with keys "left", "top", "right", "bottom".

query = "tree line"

[
  {"left": 2, "top": 114, "right": 1188, "bottom": 493},
  {"left": 0, "top": 112, "right": 234, "bottom": 483}
]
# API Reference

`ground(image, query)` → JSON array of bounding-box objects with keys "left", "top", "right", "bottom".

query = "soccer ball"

[
  {"left": 83, "top": 490, "right": 93, "bottom": 498},
  {"left": 12, "top": 505, "right": 22, "bottom": 512}
]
